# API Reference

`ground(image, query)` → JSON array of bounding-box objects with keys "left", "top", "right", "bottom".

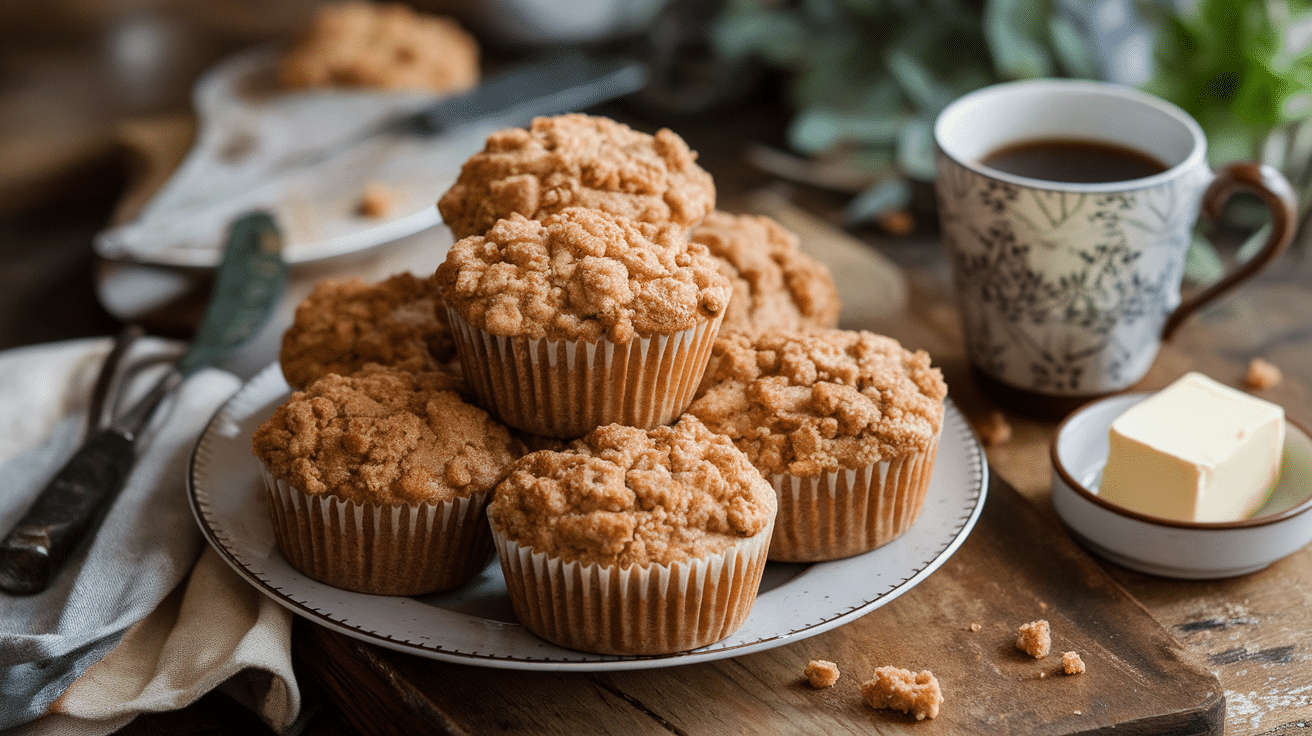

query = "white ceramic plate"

[
  {"left": 95, "top": 45, "right": 496, "bottom": 267},
  {"left": 189, "top": 364, "right": 987, "bottom": 670}
]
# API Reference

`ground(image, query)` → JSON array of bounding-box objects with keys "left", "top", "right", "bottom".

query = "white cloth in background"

[{"left": 0, "top": 337, "right": 299, "bottom": 735}]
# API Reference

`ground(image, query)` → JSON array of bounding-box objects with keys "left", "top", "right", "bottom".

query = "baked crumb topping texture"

[
  {"left": 860, "top": 666, "right": 942, "bottom": 721},
  {"left": 253, "top": 364, "right": 519, "bottom": 505},
  {"left": 278, "top": 0, "right": 479, "bottom": 92},
  {"left": 1016, "top": 619, "right": 1052, "bottom": 659},
  {"left": 804, "top": 659, "right": 841, "bottom": 688},
  {"left": 489, "top": 415, "right": 776, "bottom": 568},
  {"left": 438, "top": 114, "right": 715, "bottom": 239},
  {"left": 435, "top": 207, "right": 731, "bottom": 342},
  {"left": 689, "top": 329, "right": 947, "bottom": 476},
  {"left": 279, "top": 272, "right": 455, "bottom": 389},
  {"left": 692, "top": 211, "right": 841, "bottom": 335}
]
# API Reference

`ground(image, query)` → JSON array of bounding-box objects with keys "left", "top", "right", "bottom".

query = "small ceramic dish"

[{"left": 1051, "top": 391, "right": 1312, "bottom": 579}]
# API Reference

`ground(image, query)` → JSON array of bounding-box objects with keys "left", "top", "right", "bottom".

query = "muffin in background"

[
  {"left": 252, "top": 364, "right": 521, "bottom": 595},
  {"left": 278, "top": 1, "right": 479, "bottom": 92},
  {"left": 435, "top": 207, "right": 731, "bottom": 438},
  {"left": 488, "top": 415, "right": 777, "bottom": 655},
  {"left": 437, "top": 113, "right": 716, "bottom": 240},
  {"left": 279, "top": 272, "right": 455, "bottom": 390},
  {"left": 692, "top": 211, "right": 841, "bottom": 336},
  {"left": 688, "top": 329, "right": 946, "bottom": 562}
]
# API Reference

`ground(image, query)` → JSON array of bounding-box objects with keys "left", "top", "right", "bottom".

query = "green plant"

[
  {"left": 1140, "top": 0, "right": 1312, "bottom": 272},
  {"left": 713, "top": 0, "right": 1312, "bottom": 277},
  {"left": 711, "top": 0, "right": 1097, "bottom": 223}
]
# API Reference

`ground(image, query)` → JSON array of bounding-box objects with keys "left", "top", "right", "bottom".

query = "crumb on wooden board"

[
  {"left": 1017, "top": 619, "right": 1051, "bottom": 659},
  {"left": 1245, "top": 357, "right": 1282, "bottom": 390},
  {"left": 804, "top": 659, "right": 840, "bottom": 688},
  {"left": 972, "top": 410, "right": 1012, "bottom": 447},
  {"left": 860, "top": 666, "right": 942, "bottom": 721},
  {"left": 1062, "top": 651, "right": 1085, "bottom": 675}
]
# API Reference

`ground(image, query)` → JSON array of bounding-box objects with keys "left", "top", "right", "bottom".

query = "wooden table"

[
  {"left": 5, "top": 9, "right": 1312, "bottom": 733},
  {"left": 274, "top": 172, "right": 1312, "bottom": 734}
]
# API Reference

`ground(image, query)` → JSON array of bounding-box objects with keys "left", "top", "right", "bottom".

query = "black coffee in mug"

[{"left": 981, "top": 138, "right": 1168, "bottom": 184}]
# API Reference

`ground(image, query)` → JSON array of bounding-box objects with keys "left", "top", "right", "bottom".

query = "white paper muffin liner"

[
  {"left": 490, "top": 518, "right": 773, "bottom": 655},
  {"left": 766, "top": 430, "right": 941, "bottom": 562},
  {"left": 446, "top": 306, "right": 723, "bottom": 439},
  {"left": 261, "top": 464, "right": 494, "bottom": 595}
]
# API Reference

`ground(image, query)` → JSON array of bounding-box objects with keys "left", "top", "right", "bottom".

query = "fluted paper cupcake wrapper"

[
  {"left": 446, "top": 307, "right": 723, "bottom": 439},
  {"left": 262, "top": 465, "right": 494, "bottom": 595},
  {"left": 766, "top": 431, "right": 941, "bottom": 562},
  {"left": 490, "top": 520, "right": 772, "bottom": 655}
]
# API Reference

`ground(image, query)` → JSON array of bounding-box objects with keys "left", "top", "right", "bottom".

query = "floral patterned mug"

[{"left": 934, "top": 79, "right": 1297, "bottom": 419}]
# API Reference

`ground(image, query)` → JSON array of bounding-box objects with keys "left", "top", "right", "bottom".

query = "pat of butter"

[{"left": 1099, "top": 372, "right": 1284, "bottom": 522}]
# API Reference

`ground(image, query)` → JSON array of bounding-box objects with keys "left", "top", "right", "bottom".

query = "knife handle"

[{"left": 0, "top": 428, "right": 136, "bottom": 595}]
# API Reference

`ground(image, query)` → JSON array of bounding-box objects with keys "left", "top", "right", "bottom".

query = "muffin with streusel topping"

[
  {"left": 435, "top": 206, "right": 731, "bottom": 438},
  {"left": 692, "top": 211, "right": 841, "bottom": 336},
  {"left": 252, "top": 363, "right": 521, "bottom": 594},
  {"left": 488, "top": 415, "right": 777, "bottom": 655},
  {"left": 437, "top": 113, "right": 716, "bottom": 240},
  {"left": 278, "top": 1, "right": 479, "bottom": 93},
  {"left": 279, "top": 271, "right": 456, "bottom": 390},
  {"left": 687, "top": 329, "right": 947, "bottom": 562}
]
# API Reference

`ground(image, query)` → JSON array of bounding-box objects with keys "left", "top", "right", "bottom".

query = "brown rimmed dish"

[{"left": 1050, "top": 391, "right": 1312, "bottom": 579}]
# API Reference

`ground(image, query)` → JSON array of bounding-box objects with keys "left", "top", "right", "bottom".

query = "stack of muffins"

[{"left": 251, "top": 113, "right": 947, "bottom": 656}]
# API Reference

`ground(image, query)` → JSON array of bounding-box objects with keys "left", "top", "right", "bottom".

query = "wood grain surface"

[
  {"left": 11, "top": 33, "right": 1312, "bottom": 727},
  {"left": 294, "top": 475, "right": 1223, "bottom": 735},
  {"left": 101, "top": 117, "right": 1312, "bottom": 735}
]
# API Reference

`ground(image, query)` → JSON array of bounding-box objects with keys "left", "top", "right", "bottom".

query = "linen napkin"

[{"left": 0, "top": 336, "right": 299, "bottom": 735}]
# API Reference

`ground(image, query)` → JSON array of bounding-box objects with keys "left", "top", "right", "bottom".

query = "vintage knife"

[
  {"left": 93, "top": 51, "right": 649, "bottom": 267},
  {"left": 0, "top": 212, "right": 287, "bottom": 595},
  {"left": 269, "top": 50, "right": 651, "bottom": 176}
]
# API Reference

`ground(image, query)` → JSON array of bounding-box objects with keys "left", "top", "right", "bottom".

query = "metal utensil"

[
  {"left": 268, "top": 51, "right": 650, "bottom": 177},
  {"left": 0, "top": 212, "right": 287, "bottom": 595},
  {"left": 93, "top": 51, "right": 649, "bottom": 269}
]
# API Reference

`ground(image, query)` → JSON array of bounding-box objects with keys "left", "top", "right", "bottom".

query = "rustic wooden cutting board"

[
  {"left": 294, "top": 474, "right": 1223, "bottom": 735},
  {"left": 107, "top": 116, "right": 1221, "bottom": 733}
]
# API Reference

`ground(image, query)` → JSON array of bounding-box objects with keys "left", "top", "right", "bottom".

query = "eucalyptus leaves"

[
  {"left": 711, "top": 0, "right": 1099, "bottom": 224},
  {"left": 712, "top": 0, "right": 1312, "bottom": 257}
]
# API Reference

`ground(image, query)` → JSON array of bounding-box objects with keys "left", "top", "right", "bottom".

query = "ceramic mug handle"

[{"left": 1162, "top": 162, "right": 1299, "bottom": 341}]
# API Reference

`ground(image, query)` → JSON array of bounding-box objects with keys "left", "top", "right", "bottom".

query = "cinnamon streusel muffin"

[
  {"left": 437, "top": 113, "right": 716, "bottom": 240},
  {"left": 688, "top": 329, "right": 947, "bottom": 562},
  {"left": 279, "top": 272, "right": 455, "bottom": 390},
  {"left": 278, "top": 1, "right": 479, "bottom": 93},
  {"left": 488, "top": 415, "right": 777, "bottom": 655},
  {"left": 435, "top": 207, "right": 731, "bottom": 438},
  {"left": 692, "top": 211, "right": 841, "bottom": 335},
  {"left": 252, "top": 364, "right": 521, "bottom": 594}
]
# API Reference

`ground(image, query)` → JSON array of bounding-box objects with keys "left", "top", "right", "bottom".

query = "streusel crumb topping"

[
  {"left": 691, "top": 211, "right": 840, "bottom": 335},
  {"left": 804, "top": 660, "right": 841, "bottom": 688},
  {"left": 435, "top": 208, "right": 731, "bottom": 342},
  {"left": 1017, "top": 619, "right": 1051, "bottom": 659},
  {"left": 860, "top": 667, "right": 942, "bottom": 721},
  {"left": 278, "top": 1, "right": 478, "bottom": 92},
  {"left": 437, "top": 113, "right": 715, "bottom": 239},
  {"left": 688, "top": 329, "right": 947, "bottom": 476},
  {"left": 488, "top": 415, "right": 776, "bottom": 568},
  {"left": 279, "top": 272, "right": 455, "bottom": 389},
  {"left": 252, "top": 364, "right": 519, "bottom": 505}
]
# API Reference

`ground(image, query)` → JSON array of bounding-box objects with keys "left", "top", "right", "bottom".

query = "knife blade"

[
  {"left": 93, "top": 51, "right": 650, "bottom": 268},
  {"left": 0, "top": 212, "right": 287, "bottom": 595},
  {"left": 270, "top": 51, "right": 650, "bottom": 176}
]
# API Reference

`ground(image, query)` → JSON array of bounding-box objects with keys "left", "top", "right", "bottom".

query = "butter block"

[{"left": 1099, "top": 372, "right": 1285, "bottom": 522}]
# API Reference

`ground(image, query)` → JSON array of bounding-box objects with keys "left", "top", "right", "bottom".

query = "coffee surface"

[{"left": 981, "top": 138, "right": 1167, "bottom": 183}]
